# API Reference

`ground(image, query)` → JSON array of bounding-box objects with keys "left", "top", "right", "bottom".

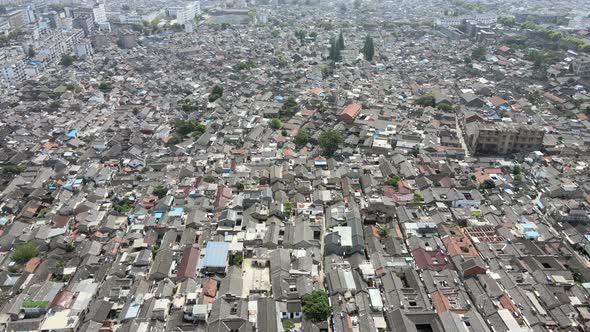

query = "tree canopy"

[
  {"left": 319, "top": 130, "right": 343, "bottom": 156},
  {"left": 329, "top": 37, "right": 341, "bottom": 62},
  {"left": 480, "top": 179, "right": 496, "bottom": 190},
  {"left": 175, "top": 120, "right": 206, "bottom": 137},
  {"left": 12, "top": 242, "right": 40, "bottom": 264},
  {"left": 337, "top": 31, "right": 345, "bottom": 50},
  {"left": 60, "top": 54, "right": 74, "bottom": 66},
  {"left": 152, "top": 186, "right": 168, "bottom": 198},
  {"left": 302, "top": 289, "right": 331, "bottom": 322},
  {"left": 281, "top": 97, "right": 299, "bottom": 117},
  {"left": 270, "top": 118, "right": 283, "bottom": 130},
  {"left": 471, "top": 46, "right": 486, "bottom": 61},
  {"left": 295, "top": 129, "right": 310, "bottom": 147},
  {"left": 385, "top": 175, "right": 402, "bottom": 188},
  {"left": 209, "top": 85, "right": 224, "bottom": 102},
  {"left": 497, "top": 16, "right": 516, "bottom": 27},
  {"left": 414, "top": 94, "right": 436, "bottom": 107},
  {"left": 362, "top": 35, "right": 374, "bottom": 61}
]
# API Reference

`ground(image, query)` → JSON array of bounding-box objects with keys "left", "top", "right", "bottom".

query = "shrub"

[{"left": 12, "top": 242, "right": 39, "bottom": 264}]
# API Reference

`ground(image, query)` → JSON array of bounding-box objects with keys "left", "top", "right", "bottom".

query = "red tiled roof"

[
  {"left": 202, "top": 278, "right": 218, "bottom": 298},
  {"left": 49, "top": 290, "right": 75, "bottom": 309},
  {"left": 24, "top": 257, "right": 41, "bottom": 273},
  {"left": 176, "top": 245, "right": 200, "bottom": 280},
  {"left": 340, "top": 103, "right": 362, "bottom": 119},
  {"left": 488, "top": 96, "right": 507, "bottom": 107}
]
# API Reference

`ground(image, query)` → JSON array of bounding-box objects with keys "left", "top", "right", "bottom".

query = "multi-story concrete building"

[
  {"left": 168, "top": 1, "right": 200, "bottom": 25},
  {"left": 0, "top": 9, "right": 27, "bottom": 29},
  {"left": 29, "top": 29, "right": 84, "bottom": 70},
  {"left": 118, "top": 30, "right": 137, "bottom": 49},
  {"left": 436, "top": 15, "right": 496, "bottom": 28},
  {"left": 92, "top": 3, "right": 107, "bottom": 23},
  {"left": 0, "top": 58, "right": 26, "bottom": 84},
  {"left": 571, "top": 56, "right": 590, "bottom": 78},
  {"left": 75, "top": 40, "right": 93, "bottom": 58},
  {"left": 466, "top": 122, "right": 545, "bottom": 155}
]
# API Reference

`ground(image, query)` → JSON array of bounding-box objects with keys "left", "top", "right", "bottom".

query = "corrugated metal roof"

[{"left": 202, "top": 241, "right": 229, "bottom": 268}]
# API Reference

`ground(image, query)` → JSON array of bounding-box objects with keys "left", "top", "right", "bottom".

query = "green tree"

[
  {"left": 295, "top": 129, "right": 310, "bottom": 147},
  {"left": 437, "top": 101, "right": 453, "bottom": 111},
  {"left": 175, "top": 120, "right": 206, "bottom": 136},
  {"left": 283, "top": 201, "right": 294, "bottom": 215},
  {"left": 339, "top": 3, "right": 347, "bottom": 13},
  {"left": 281, "top": 97, "right": 299, "bottom": 117},
  {"left": 337, "top": 31, "right": 345, "bottom": 50},
  {"left": 152, "top": 186, "right": 167, "bottom": 198},
  {"left": 321, "top": 64, "right": 333, "bottom": 79},
  {"left": 27, "top": 47, "right": 35, "bottom": 58},
  {"left": 414, "top": 94, "right": 436, "bottom": 107},
  {"left": 353, "top": 0, "right": 361, "bottom": 9},
  {"left": 60, "top": 54, "right": 74, "bottom": 66},
  {"left": 112, "top": 200, "right": 134, "bottom": 214},
  {"left": 209, "top": 85, "right": 224, "bottom": 102},
  {"left": 271, "top": 29, "right": 280, "bottom": 37},
  {"left": 231, "top": 253, "right": 243, "bottom": 266},
  {"left": 3, "top": 165, "right": 27, "bottom": 174},
  {"left": 497, "top": 16, "right": 516, "bottom": 27},
  {"left": 362, "top": 35, "right": 374, "bottom": 61},
  {"left": 270, "top": 118, "right": 283, "bottom": 129},
  {"left": 413, "top": 191, "right": 424, "bottom": 202},
  {"left": 385, "top": 175, "right": 402, "bottom": 187},
  {"left": 512, "top": 166, "right": 521, "bottom": 175},
  {"left": 283, "top": 320, "right": 295, "bottom": 332},
  {"left": 329, "top": 37, "right": 341, "bottom": 62},
  {"left": 235, "top": 59, "right": 256, "bottom": 71},
  {"left": 49, "top": 100, "right": 61, "bottom": 109},
  {"left": 295, "top": 30, "right": 306, "bottom": 43},
  {"left": 471, "top": 46, "right": 486, "bottom": 61},
  {"left": 203, "top": 175, "right": 216, "bottom": 183},
  {"left": 480, "top": 179, "right": 496, "bottom": 190},
  {"left": 99, "top": 82, "right": 112, "bottom": 92},
  {"left": 319, "top": 130, "right": 343, "bottom": 156},
  {"left": 12, "top": 242, "right": 40, "bottom": 264},
  {"left": 377, "top": 224, "right": 389, "bottom": 238},
  {"left": 303, "top": 289, "right": 331, "bottom": 321},
  {"left": 276, "top": 53, "right": 288, "bottom": 68}
]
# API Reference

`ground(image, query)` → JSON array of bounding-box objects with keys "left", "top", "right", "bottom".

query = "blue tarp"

[
  {"left": 202, "top": 241, "right": 229, "bottom": 268},
  {"left": 67, "top": 129, "right": 78, "bottom": 137},
  {"left": 535, "top": 199, "right": 545, "bottom": 210},
  {"left": 275, "top": 95, "right": 285, "bottom": 101}
]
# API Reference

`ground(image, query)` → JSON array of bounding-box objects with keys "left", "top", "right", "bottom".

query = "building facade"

[{"left": 466, "top": 123, "right": 545, "bottom": 155}]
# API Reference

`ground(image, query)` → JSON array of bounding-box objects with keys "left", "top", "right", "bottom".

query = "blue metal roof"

[
  {"left": 67, "top": 129, "right": 78, "bottom": 137},
  {"left": 124, "top": 303, "right": 140, "bottom": 320},
  {"left": 202, "top": 241, "right": 229, "bottom": 268}
]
